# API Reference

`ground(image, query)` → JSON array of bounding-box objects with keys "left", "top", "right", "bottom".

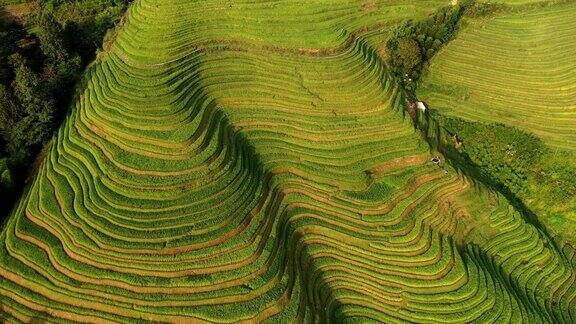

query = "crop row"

[{"left": 2, "top": 0, "right": 575, "bottom": 322}]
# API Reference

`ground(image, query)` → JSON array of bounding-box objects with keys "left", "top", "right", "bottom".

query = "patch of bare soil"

[
  {"left": 361, "top": 0, "right": 379, "bottom": 12},
  {"left": 367, "top": 154, "right": 430, "bottom": 175},
  {"left": 3, "top": 1, "right": 36, "bottom": 24}
]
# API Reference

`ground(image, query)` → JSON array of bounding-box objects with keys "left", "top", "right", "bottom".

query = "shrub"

[
  {"left": 461, "top": 0, "right": 505, "bottom": 17},
  {"left": 35, "top": 14, "right": 70, "bottom": 61},
  {"left": 437, "top": 115, "right": 548, "bottom": 194},
  {"left": 1, "top": 167, "right": 14, "bottom": 192},
  {"left": 394, "top": 38, "right": 422, "bottom": 75}
]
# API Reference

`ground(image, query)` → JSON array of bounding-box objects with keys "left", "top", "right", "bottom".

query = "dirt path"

[{"left": 367, "top": 154, "right": 430, "bottom": 175}]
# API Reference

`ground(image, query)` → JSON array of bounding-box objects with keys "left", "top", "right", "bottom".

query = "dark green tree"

[
  {"left": 394, "top": 38, "right": 422, "bottom": 75},
  {"left": 0, "top": 163, "right": 14, "bottom": 193},
  {"left": 35, "top": 14, "right": 70, "bottom": 62},
  {"left": 0, "top": 31, "right": 10, "bottom": 83},
  {"left": 0, "top": 84, "right": 21, "bottom": 132},
  {"left": 7, "top": 54, "right": 55, "bottom": 154}
]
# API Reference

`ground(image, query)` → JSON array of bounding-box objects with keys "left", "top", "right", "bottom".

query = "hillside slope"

[
  {"left": 419, "top": 3, "right": 576, "bottom": 151},
  {"left": 418, "top": 2, "right": 576, "bottom": 243},
  {"left": 1, "top": 0, "right": 576, "bottom": 322}
]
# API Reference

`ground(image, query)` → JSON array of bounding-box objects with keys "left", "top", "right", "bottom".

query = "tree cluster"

[
  {"left": 0, "top": 0, "right": 131, "bottom": 218},
  {"left": 436, "top": 113, "right": 576, "bottom": 221},
  {"left": 385, "top": 5, "right": 464, "bottom": 90},
  {"left": 440, "top": 117, "right": 546, "bottom": 194}
]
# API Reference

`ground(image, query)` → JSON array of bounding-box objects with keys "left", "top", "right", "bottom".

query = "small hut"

[{"left": 416, "top": 101, "right": 427, "bottom": 112}]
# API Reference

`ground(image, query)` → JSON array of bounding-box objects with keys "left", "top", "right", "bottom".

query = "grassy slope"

[
  {"left": 418, "top": 2, "right": 576, "bottom": 241},
  {"left": 1, "top": 0, "right": 575, "bottom": 322},
  {"left": 419, "top": 3, "right": 576, "bottom": 151}
]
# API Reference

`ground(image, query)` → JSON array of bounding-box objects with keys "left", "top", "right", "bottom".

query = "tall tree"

[
  {"left": 7, "top": 54, "right": 55, "bottom": 154},
  {"left": 0, "top": 84, "right": 21, "bottom": 132},
  {"left": 35, "top": 14, "right": 70, "bottom": 62}
]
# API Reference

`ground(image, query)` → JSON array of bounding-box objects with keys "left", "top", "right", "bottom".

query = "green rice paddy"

[{"left": 1, "top": 0, "right": 575, "bottom": 322}]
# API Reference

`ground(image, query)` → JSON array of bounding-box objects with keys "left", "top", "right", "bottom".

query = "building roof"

[{"left": 416, "top": 102, "right": 427, "bottom": 111}]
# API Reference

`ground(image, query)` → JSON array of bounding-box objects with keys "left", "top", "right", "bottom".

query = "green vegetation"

[
  {"left": 419, "top": 2, "right": 576, "bottom": 151},
  {"left": 0, "top": 0, "right": 574, "bottom": 322},
  {"left": 385, "top": 5, "right": 464, "bottom": 89},
  {"left": 418, "top": 1, "right": 576, "bottom": 242},
  {"left": 0, "top": 157, "right": 14, "bottom": 194},
  {"left": 0, "top": 0, "right": 130, "bottom": 218},
  {"left": 438, "top": 116, "right": 546, "bottom": 194},
  {"left": 429, "top": 113, "right": 576, "bottom": 238}
]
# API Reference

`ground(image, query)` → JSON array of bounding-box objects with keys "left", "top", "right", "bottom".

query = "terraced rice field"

[
  {"left": 418, "top": 2, "right": 576, "bottom": 152},
  {"left": 1, "top": 0, "right": 576, "bottom": 322}
]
